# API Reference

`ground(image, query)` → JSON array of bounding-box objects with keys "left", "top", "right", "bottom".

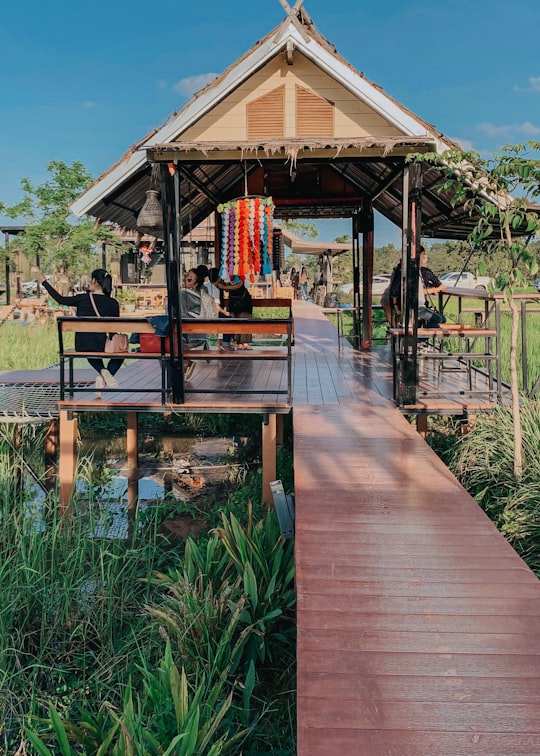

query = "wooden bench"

[{"left": 57, "top": 299, "right": 293, "bottom": 403}]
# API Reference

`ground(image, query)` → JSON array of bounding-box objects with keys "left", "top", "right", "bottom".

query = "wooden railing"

[
  {"left": 390, "top": 287, "right": 540, "bottom": 407},
  {"left": 56, "top": 298, "right": 293, "bottom": 405},
  {"left": 390, "top": 324, "right": 500, "bottom": 407}
]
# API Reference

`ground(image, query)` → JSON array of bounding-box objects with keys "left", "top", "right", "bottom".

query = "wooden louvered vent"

[
  {"left": 296, "top": 85, "right": 334, "bottom": 138},
  {"left": 247, "top": 86, "right": 285, "bottom": 140}
]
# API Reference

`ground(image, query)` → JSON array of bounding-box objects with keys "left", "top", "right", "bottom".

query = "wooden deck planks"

[{"left": 293, "top": 392, "right": 540, "bottom": 754}]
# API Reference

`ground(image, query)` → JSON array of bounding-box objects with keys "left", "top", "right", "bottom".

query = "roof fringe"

[{"left": 147, "top": 136, "right": 435, "bottom": 165}]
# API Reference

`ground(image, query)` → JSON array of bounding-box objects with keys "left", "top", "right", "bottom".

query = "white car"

[
  {"left": 339, "top": 275, "right": 391, "bottom": 296},
  {"left": 440, "top": 271, "right": 491, "bottom": 290}
]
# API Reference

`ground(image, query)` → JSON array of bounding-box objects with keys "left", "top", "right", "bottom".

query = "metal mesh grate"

[{"left": 0, "top": 382, "right": 92, "bottom": 421}]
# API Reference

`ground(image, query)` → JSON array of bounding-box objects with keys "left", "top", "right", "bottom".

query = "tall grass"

[
  {"left": 446, "top": 399, "right": 540, "bottom": 575},
  {"left": 0, "top": 322, "right": 68, "bottom": 370},
  {"left": 0, "top": 431, "right": 297, "bottom": 753}
]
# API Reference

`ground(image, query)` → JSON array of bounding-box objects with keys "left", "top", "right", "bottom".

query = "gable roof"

[{"left": 70, "top": 10, "right": 483, "bottom": 241}]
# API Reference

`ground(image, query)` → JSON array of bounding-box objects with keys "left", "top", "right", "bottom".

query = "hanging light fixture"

[
  {"left": 137, "top": 189, "right": 163, "bottom": 232},
  {"left": 136, "top": 165, "right": 163, "bottom": 233}
]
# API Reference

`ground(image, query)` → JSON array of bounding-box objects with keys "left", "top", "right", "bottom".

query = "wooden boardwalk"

[
  {"left": 2, "top": 302, "right": 539, "bottom": 753},
  {"left": 291, "top": 302, "right": 540, "bottom": 755}
]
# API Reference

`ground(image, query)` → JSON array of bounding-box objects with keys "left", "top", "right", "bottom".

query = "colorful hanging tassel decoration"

[{"left": 218, "top": 196, "right": 275, "bottom": 280}]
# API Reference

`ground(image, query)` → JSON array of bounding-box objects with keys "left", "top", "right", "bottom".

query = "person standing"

[
  {"left": 299, "top": 266, "right": 309, "bottom": 300},
  {"left": 36, "top": 268, "right": 123, "bottom": 397},
  {"left": 290, "top": 267, "right": 300, "bottom": 299},
  {"left": 418, "top": 247, "right": 445, "bottom": 327}
]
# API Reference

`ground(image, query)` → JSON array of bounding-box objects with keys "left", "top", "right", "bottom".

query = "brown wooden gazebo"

[{"left": 71, "top": 3, "right": 513, "bottom": 406}]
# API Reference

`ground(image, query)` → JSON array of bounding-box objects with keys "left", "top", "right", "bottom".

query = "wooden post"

[
  {"left": 276, "top": 414, "right": 284, "bottom": 448},
  {"left": 361, "top": 202, "right": 374, "bottom": 350},
  {"left": 126, "top": 412, "right": 139, "bottom": 512},
  {"left": 58, "top": 410, "right": 78, "bottom": 515},
  {"left": 262, "top": 413, "right": 277, "bottom": 508},
  {"left": 416, "top": 414, "right": 428, "bottom": 439}
]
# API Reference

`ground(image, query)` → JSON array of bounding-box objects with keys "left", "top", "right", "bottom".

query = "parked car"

[
  {"left": 21, "top": 280, "right": 39, "bottom": 296},
  {"left": 440, "top": 271, "right": 491, "bottom": 290},
  {"left": 339, "top": 275, "right": 391, "bottom": 296},
  {"left": 21, "top": 276, "right": 52, "bottom": 296}
]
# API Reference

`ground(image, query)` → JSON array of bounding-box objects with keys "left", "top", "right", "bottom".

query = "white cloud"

[
  {"left": 514, "top": 75, "right": 540, "bottom": 93},
  {"left": 477, "top": 122, "right": 513, "bottom": 137},
  {"left": 173, "top": 73, "right": 218, "bottom": 98},
  {"left": 519, "top": 121, "right": 540, "bottom": 135},
  {"left": 83, "top": 101, "right": 96, "bottom": 109},
  {"left": 477, "top": 121, "right": 540, "bottom": 138},
  {"left": 451, "top": 137, "right": 474, "bottom": 151}
]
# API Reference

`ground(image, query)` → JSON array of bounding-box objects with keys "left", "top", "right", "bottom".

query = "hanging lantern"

[{"left": 137, "top": 190, "right": 163, "bottom": 232}]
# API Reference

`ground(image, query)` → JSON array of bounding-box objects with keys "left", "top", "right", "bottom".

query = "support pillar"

[
  {"left": 276, "top": 414, "right": 284, "bottom": 448},
  {"left": 126, "top": 412, "right": 139, "bottom": 512},
  {"left": 262, "top": 413, "right": 277, "bottom": 508},
  {"left": 58, "top": 410, "right": 78, "bottom": 515},
  {"left": 416, "top": 414, "right": 428, "bottom": 439},
  {"left": 361, "top": 202, "right": 374, "bottom": 350}
]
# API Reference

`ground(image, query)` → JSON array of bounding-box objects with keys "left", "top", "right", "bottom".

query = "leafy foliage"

[
  {"left": 0, "top": 160, "right": 124, "bottom": 277},
  {"left": 446, "top": 401, "right": 540, "bottom": 575},
  {"left": 410, "top": 141, "right": 540, "bottom": 478}
]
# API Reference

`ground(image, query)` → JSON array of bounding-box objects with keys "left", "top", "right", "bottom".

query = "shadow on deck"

[{"left": 291, "top": 302, "right": 540, "bottom": 755}]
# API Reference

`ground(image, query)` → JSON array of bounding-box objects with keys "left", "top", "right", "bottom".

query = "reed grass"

[
  {"left": 447, "top": 399, "right": 540, "bottom": 575},
  {"left": 0, "top": 322, "right": 70, "bottom": 370}
]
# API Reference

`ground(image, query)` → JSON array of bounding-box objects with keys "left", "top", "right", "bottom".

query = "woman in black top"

[
  {"left": 37, "top": 268, "right": 123, "bottom": 396},
  {"left": 217, "top": 277, "right": 253, "bottom": 350}
]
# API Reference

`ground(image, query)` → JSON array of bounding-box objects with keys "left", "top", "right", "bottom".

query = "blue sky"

[{"left": 1, "top": 0, "right": 539, "bottom": 246}]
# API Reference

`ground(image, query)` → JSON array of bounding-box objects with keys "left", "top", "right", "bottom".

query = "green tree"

[
  {"left": 0, "top": 160, "right": 120, "bottom": 280},
  {"left": 411, "top": 142, "right": 540, "bottom": 478},
  {"left": 281, "top": 220, "right": 318, "bottom": 240}
]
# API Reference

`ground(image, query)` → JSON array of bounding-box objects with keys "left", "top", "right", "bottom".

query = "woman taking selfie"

[{"left": 36, "top": 268, "right": 123, "bottom": 397}]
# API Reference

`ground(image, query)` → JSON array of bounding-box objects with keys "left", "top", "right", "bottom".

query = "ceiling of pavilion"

[{"left": 88, "top": 150, "right": 487, "bottom": 243}]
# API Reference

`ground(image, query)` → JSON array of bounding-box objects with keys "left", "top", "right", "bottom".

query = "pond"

[{"left": 8, "top": 433, "right": 244, "bottom": 539}]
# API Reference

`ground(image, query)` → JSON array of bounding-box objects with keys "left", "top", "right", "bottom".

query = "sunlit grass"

[{"left": 0, "top": 322, "right": 71, "bottom": 370}]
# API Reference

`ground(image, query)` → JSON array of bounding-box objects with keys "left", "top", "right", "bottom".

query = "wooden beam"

[
  {"left": 58, "top": 410, "right": 78, "bottom": 515},
  {"left": 262, "top": 413, "right": 277, "bottom": 508},
  {"left": 126, "top": 412, "right": 139, "bottom": 512}
]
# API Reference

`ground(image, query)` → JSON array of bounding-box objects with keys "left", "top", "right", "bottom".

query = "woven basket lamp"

[{"left": 137, "top": 190, "right": 163, "bottom": 233}]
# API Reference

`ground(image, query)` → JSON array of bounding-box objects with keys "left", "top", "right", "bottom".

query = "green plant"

[
  {"left": 116, "top": 287, "right": 139, "bottom": 304},
  {"left": 447, "top": 399, "right": 540, "bottom": 575},
  {"left": 25, "top": 642, "right": 251, "bottom": 755}
]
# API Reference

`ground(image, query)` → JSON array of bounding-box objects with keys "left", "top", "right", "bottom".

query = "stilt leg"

[
  {"left": 58, "top": 410, "right": 78, "bottom": 516},
  {"left": 416, "top": 413, "right": 428, "bottom": 439},
  {"left": 126, "top": 412, "right": 139, "bottom": 513},
  {"left": 262, "top": 413, "right": 277, "bottom": 508}
]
